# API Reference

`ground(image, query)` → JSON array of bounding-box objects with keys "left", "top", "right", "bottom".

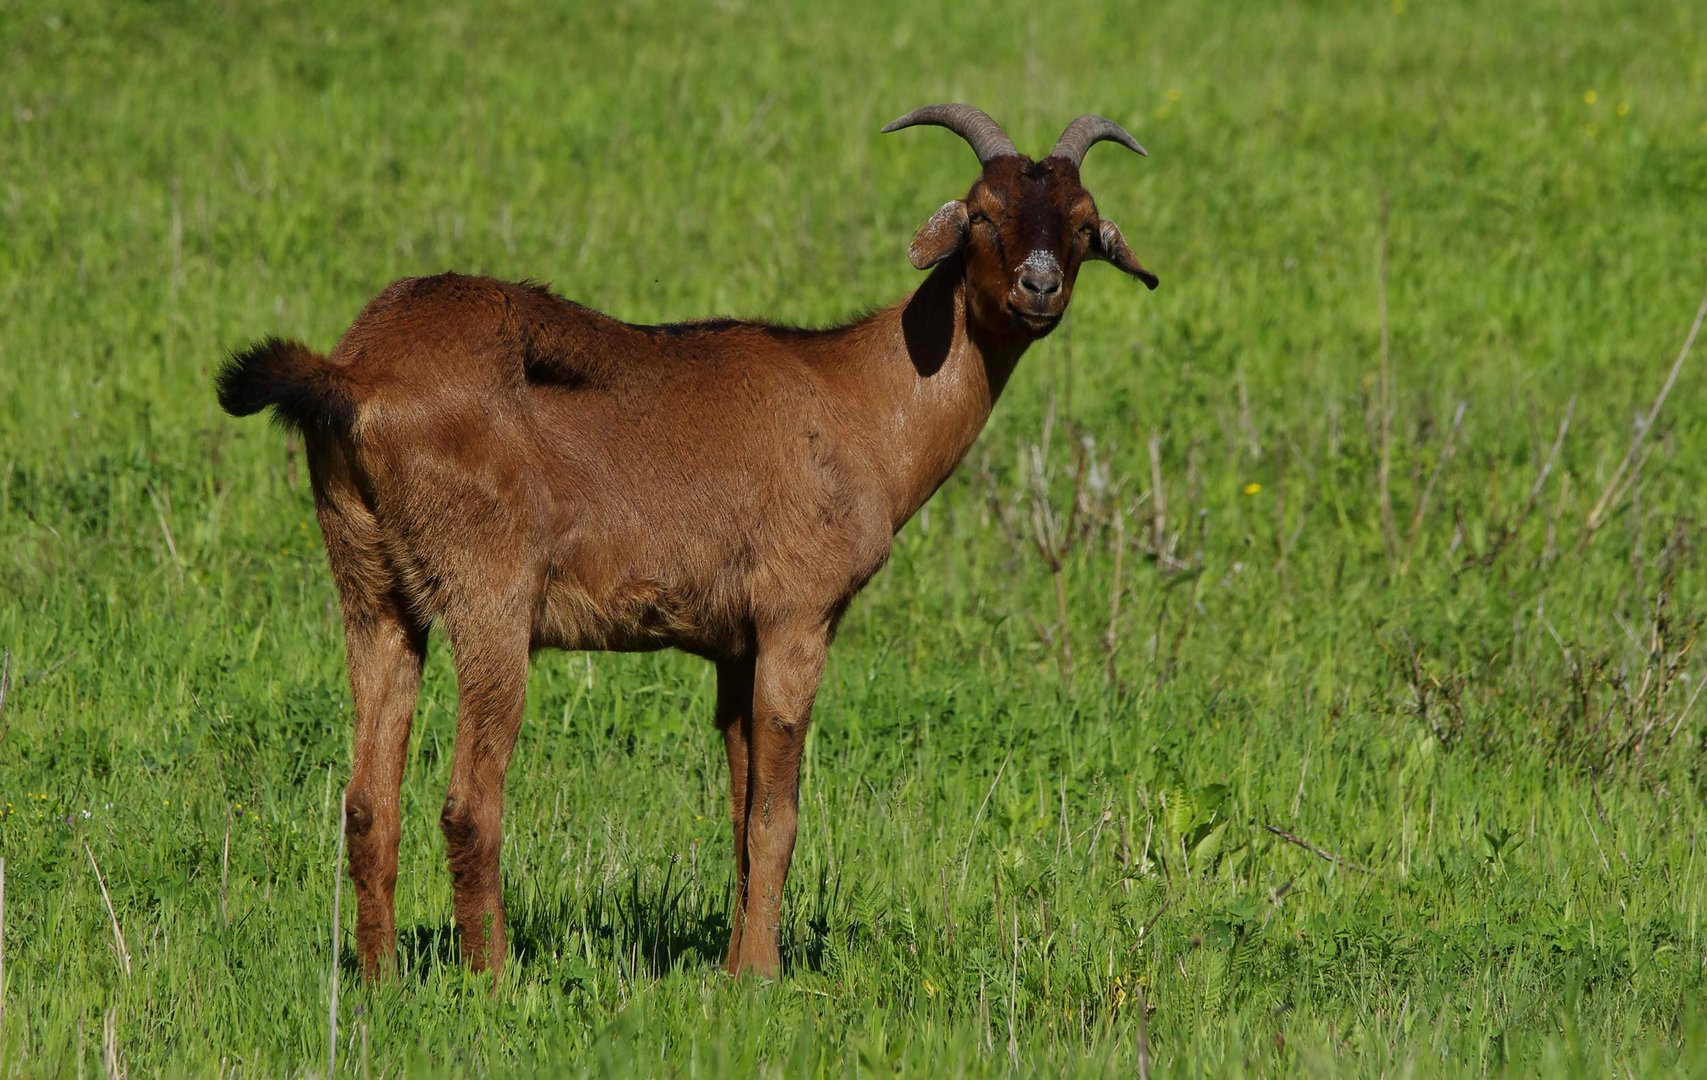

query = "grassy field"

[{"left": 4, "top": 0, "right": 1707, "bottom": 1074}]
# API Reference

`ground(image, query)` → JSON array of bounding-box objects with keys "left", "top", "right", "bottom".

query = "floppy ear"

[
  {"left": 908, "top": 201, "right": 970, "bottom": 270},
  {"left": 1092, "top": 220, "right": 1159, "bottom": 290}
]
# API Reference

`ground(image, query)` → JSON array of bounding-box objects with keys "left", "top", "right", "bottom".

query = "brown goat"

[{"left": 217, "top": 105, "right": 1159, "bottom": 981}]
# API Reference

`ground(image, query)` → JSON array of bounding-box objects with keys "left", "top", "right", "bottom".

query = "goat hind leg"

[
  {"left": 439, "top": 618, "right": 530, "bottom": 977},
  {"left": 310, "top": 432, "right": 427, "bottom": 980},
  {"left": 340, "top": 611, "right": 426, "bottom": 979}
]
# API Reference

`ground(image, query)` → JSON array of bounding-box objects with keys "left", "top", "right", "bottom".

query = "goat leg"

[
  {"left": 340, "top": 612, "right": 426, "bottom": 979},
  {"left": 439, "top": 619, "right": 530, "bottom": 978},
  {"left": 733, "top": 626, "right": 827, "bottom": 978},
  {"left": 715, "top": 657, "right": 757, "bottom": 972},
  {"left": 310, "top": 431, "right": 427, "bottom": 981}
]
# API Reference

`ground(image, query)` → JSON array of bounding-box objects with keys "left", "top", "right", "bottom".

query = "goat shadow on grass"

[{"left": 341, "top": 868, "right": 838, "bottom": 986}]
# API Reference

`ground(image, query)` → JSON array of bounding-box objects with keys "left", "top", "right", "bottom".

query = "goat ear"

[
  {"left": 908, "top": 201, "right": 969, "bottom": 270},
  {"left": 1092, "top": 220, "right": 1160, "bottom": 290}
]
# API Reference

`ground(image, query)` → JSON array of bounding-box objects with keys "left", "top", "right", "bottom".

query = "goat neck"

[{"left": 820, "top": 257, "right": 1032, "bottom": 531}]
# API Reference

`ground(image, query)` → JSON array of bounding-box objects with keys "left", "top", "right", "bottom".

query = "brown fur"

[{"left": 217, "top": 109, "right": 1158, "bottom": 981}]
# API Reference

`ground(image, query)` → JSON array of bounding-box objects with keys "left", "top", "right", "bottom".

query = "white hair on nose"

[{"left": 1018, "top": 250, "right": 1061, "bottom": 276}]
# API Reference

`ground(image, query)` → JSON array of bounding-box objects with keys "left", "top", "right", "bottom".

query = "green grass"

[{"left": 4, "top": 0, "right": 1707, "bottom": 1074}]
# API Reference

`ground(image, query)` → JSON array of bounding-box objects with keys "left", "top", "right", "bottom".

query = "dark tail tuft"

[{"left": 216, "top": 337, "right": 354, "bottom": 431}]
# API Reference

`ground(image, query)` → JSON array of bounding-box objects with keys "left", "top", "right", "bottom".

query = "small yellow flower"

[
  {"left": 1390, "top": 0, "right": 1405, "bottom": 13},
  {"left": 1582, "top": 90, "right": 1597, "bottom": 105},
  {"left": 1615, "top": 101, "right": 1629, "bottom": 117},
  {"left": 1243, "top": 482, "right": 1262, "bottom": 495},
  {"left": 923, "top": 979, "right": 939, "bottom": 998},
  {"left": 1165, "top": 88, "right": 1182, "bottom": 103}
]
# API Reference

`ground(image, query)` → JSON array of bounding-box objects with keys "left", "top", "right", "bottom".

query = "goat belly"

[{"left": 532, "top": 567, "right": 735, "bottom": 656}]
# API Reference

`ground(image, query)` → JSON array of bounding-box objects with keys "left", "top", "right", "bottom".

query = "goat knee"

[
  {"left": 440, "top": 795, "right": 501, "bottom": 883},
  {"left": 344, "top": 788, "right": 398, "bottom": 889},
  {"left": 344, "top": 787, "right": 375, "bottom": 838}
]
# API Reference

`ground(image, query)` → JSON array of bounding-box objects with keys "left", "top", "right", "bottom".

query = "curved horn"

[
  {"left": 1049, "top": 115, "right": 1147, "bottom": 167},
  {"left": 882, "top": 104, "right": 1019, "bottom": 166}
]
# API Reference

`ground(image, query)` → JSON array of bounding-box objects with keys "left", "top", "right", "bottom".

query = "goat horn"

[
  {"left": 1049, "top": 115, "right": 1147, "bottom": 167},
  {"left": 882, "top": 104, "right": 1019, "bottom": 166}
]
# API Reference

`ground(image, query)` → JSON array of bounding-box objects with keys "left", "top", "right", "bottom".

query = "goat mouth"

[{"left": 1007, "top": 304, "right": 1062, "bottom": 336}]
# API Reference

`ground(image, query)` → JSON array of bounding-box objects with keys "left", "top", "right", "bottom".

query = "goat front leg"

[
  {"left": 439, "top": 621, "right": 530, "bottom": 978},
  {"left": 734, "top": 625, "right": 827, "bottom": 978},
  {"left": 714, "top": 657, "right": 756, "bottom": 972}
]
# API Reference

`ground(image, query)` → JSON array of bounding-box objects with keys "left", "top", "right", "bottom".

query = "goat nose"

[{"left": 1019, "top": 269, "right": 1062, "bottom": 297}]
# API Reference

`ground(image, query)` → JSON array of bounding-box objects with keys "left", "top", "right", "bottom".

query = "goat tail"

[{"left": 216, "top": 337, "right": 355, "bottom": 431}]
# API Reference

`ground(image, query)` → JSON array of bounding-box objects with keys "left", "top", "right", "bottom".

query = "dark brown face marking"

[
  {"left": 889, "top": 106, "right": 1158, "bottom": 330},
  {"left": 954, "top": 156, "right": 1109, "bottom": 339}
]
